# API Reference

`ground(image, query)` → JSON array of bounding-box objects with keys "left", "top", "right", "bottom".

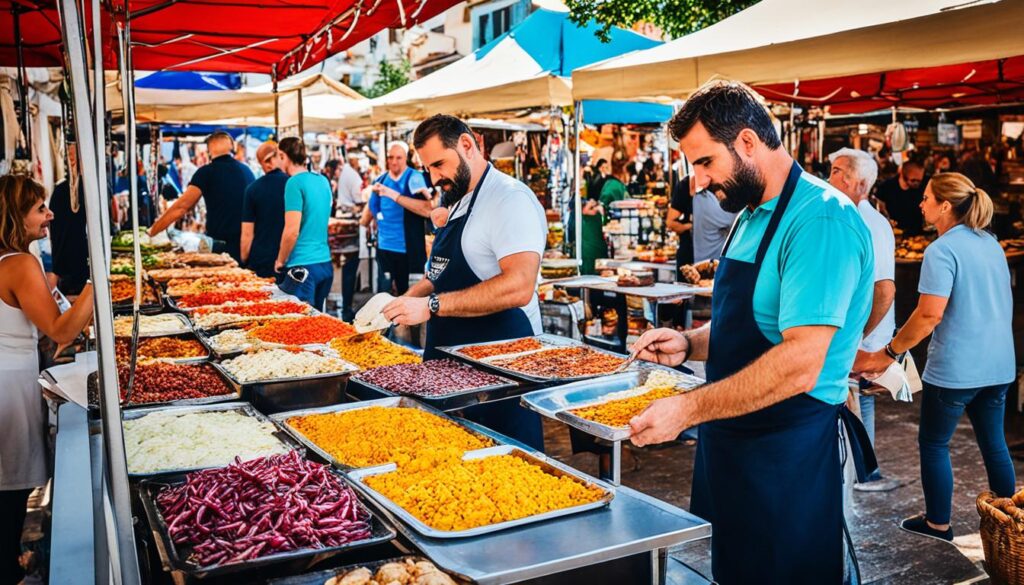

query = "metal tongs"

[{"left": 612, "top": 346, "right": 641, "bottom": 373}]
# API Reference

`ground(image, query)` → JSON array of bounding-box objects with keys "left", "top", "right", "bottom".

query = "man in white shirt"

[
  {"left": 337, "top": 152, "right": 364, "bottom": 212},
  {"left": 829, "top": 147, "right": 899, "bottom": 492}
]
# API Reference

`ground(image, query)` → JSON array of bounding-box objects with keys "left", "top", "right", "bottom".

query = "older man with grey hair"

[{"left": 828, "top": 147, "right": 899, "bottom": 492}]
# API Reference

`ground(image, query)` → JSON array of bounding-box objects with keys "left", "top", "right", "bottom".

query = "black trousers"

[
  {"left": 377, "top": 249, "right": 410, "bottom": 296},
  {"left": 0, "top": 489, "right": 31, "bottom": 585}
]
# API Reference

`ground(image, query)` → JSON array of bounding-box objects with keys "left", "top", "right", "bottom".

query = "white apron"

[{"left": 0, "top": 253, "right": 47, "bottom": 490}]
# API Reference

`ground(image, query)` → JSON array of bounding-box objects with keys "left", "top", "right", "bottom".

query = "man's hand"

[
  {"left": 275, "top": 259, "right": 285, "bottom": 272},
  {"left": 630, "top": 328, "right": 689, "bottom": 366},
  {"left": 382, "top": 296, "right": 431, "bottom": 326},
  {"left": 629, "top": 394, "right": 693, "bottom": 447},
  {"left": 373, "top": 184, "right": 400, "bottom": 201},
  {"left": 852, "top": 348, "right": 894, "bottom": 376}
]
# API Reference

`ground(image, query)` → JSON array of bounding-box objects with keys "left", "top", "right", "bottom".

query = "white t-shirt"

[
  {"left": 337, "top": 164, "right": 363, "bottom": 209},
  {"left": 445, "top": 166, "right": 546, "bottom": 334},
  {"left": 858, "top": 199, "right": 897, "bottom": 351}
]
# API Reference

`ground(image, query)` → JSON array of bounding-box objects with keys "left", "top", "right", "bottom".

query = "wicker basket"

[{"left": 977, "top": 490, "right": 1024, "bottom": 584}]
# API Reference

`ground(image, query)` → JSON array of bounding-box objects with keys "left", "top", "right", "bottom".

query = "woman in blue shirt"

[
  {"left": 274, "top": 137, "right": 334, "bottom": 310},
  {"left": 856, "top": 172, "right": 1015, "bottom": 543}
]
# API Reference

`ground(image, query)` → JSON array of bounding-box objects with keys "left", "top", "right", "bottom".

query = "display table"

[{"left": 596, "top": 259, "right": 679, "bottom": 283}]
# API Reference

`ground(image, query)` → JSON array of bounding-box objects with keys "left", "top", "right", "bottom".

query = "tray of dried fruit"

[
  {"left": 122, "top": 401, "right": 305, "bottom": 480},
  {"left": 212, "top": 349, "right": 359, "bottom": 415},
  {"left": 267, "top": 556, "right": 468, "bottom": 585},
  {"left": 346, "top": 358, "right": 519, "bottom": 412},
  {"left": 115, "top": 333, "right": 210, "bottom": 365},
  {"left": 438, "top": 334, "right": 634, "bottom": 383},
  {"left": 138, "top": 452, "right": 396, "bottom": 579},
  {"left": 346, "top": 444, "right": 615, "bottom": 539},
  {"left": 116, "top": 361, "right": 242, "bottom": 411},
  {"left": 268, "top": 397, "right": 506, "bottom": 472},
  {"left": 520, "top": 370, "right": 704, "bottom": 441},
  {"left": 110, "top": 275, "right": 165, "bottom": 315}
]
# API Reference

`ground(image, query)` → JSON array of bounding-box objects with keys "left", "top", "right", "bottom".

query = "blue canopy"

[
  {"left": 581, "top": 100, "right": 674, "bottom": 125},
  {"left": 135, "top": 71, "right": 242, "bottom": 91}
]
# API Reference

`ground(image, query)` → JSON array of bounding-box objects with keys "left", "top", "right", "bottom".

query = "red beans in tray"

[
  {"left": 355, "top": 359, "right": 507, "bottom": 396},
  {"left": 155, "top": 451, "right": 373, "bottom": 567},
  {"left": 118, "top": 362, "right": 234, "bottom": 404}
]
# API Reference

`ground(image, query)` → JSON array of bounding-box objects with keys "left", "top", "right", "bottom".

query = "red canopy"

[
  {"left": 754, "top": 56, "right": 1024, "bottom": 115},
  {"left": 2, "top": 0, "right": 462, "bottom": 77}
]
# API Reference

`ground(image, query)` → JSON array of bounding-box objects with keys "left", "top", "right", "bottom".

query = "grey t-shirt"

[{"left": 692, "top": 190, "right": 737, "bottom": 262}]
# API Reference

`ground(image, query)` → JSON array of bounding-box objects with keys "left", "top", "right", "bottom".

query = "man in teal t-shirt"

[{"left": 274, "top": 137, "right": 334, "bottom": 310}]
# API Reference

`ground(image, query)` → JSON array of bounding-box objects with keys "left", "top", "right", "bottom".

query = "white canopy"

[
  {"left": 571, "top": 0, "right": 1024, "bottom": 102},
  {"left": 106, "top": 73, "right": 370, "bottom": 131}
]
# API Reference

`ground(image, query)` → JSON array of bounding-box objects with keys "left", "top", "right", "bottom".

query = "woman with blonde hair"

[
  {"left": 855, "top": 172, "right": 1015, "bottom": 543},
  {"left": 0, "top": 175, "right": 95, "bottom": 583}
]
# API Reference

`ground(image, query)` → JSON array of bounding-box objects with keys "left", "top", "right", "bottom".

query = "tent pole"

[
  {"left": 91, "top": 0, "right": 110, "bottom": 264},
  {"left": 273, "top": 78, "right": 280, "bottom": 138},
  {"left": 573, "top": 100, "right": 582, "bottom": 268},
  {"left": 297, "top": 87, "right": 304, "bottom": 138},
  {"left": 59, "top": 0, "right": 142, "bottom": 582}
]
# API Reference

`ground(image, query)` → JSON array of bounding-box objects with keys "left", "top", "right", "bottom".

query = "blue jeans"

[
  {"left": 288, "top": 260, "right": 334, "bottom": 312},
  {"left": 858, "top": 394, "right": 883, "bottom": 481},
  {"left": 919, "top": 381, "right": 1015, "bottom": 524}
]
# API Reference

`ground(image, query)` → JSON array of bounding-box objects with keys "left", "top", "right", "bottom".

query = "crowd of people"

[{"left": 0, "top": 81, "right": 1018, "bottom": 584}]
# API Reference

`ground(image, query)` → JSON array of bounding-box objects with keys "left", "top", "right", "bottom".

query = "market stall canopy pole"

[
  {"left": 57, "top": 0, "right": 141, "bottom": 581},
  {"left": 570, "top": 0, "right": 1024, "bottom": 102}
]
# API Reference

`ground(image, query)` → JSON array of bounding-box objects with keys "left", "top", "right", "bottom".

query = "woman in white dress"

[{"left": 0, "top": 175, "right": 94, "bottom": 584}]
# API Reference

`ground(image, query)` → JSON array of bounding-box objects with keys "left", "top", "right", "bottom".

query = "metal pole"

[
  {"left": 91, "top": 0, "right": 110, "bottom": 264},
  {"left": 57, "top": 0, "right": 141, "bottom": 582},
  {"left": 273, "top": 78, "right": 280, "bottom": 138},
  {"left": 573, "top": 100, "right": 582, "bottom": 268},
  {"left": 297, "top": 87, "right": 304, "bottom": 137}
]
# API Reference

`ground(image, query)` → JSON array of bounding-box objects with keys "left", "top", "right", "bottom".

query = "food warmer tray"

[
  {"left": 438, "top": 334, "right": 634, "bottom": 383},
  {"left": 211, "top": 359, "right": 358, "bottom": 415},
  {"left": 103, "top": 312, "right": 194, "bottom": 339},
  {"left": 266, "top": 556, "right": 470, "bottom": 585},
  {"left": 268, "top": 397, "right": 508, "bottom": 471},
  {"left": 122, "top": 401, "right": 306, "bottom": 480},
  {"left": 346, "top": 361, "right": 520, "bottom": 412},
  {"left": 346, "top": 445, "right": 615, "bottom": 539},
  {"left": 137, "top": 471, "right": 396, "bottom": 579},
  {"left": 521, "top": 371, "right": 704, "bottom": 441}
]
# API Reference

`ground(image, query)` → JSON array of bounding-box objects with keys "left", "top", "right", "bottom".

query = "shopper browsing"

[
  {"left": 828, "top": 147, "right": 900, "bottom": 492},
  {"left": 362, "top": 142, "right": 431, "bottom": 295},
  {"left": 149, "top": 131, "right": 255, "bottom": 261},
  {"left": 855, "top": 172, "right": 1015, "bottom": 543},
  {"left": 875, "top": 159, "right": 925, "bottom": 235},
  {"left": 240, "top": 141, "right": 288, "bottom": 279},
  {"left": 626, "top": 80, "right": 876, "bottom": 584},
  {"left": 0, "top": 176, "right": 95, "bottom": 584},
  {"left": 274, "top": 137, "right": 334, "bottom": 310}
]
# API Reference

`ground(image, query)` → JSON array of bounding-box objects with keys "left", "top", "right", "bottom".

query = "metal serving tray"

[
  {"left": 138, "top": 470, "right": 396, "bottom": 579},
  {"left": 211, "top": 359, "right": 357, "bottom": 415},
  {"left": 348, "top": 364, "right": 520, "bottom": 412},
  {"left": 267, "top": 556, "right": 469, "bottom": 585},
  {"left": 120, "top": 361, "right": 242, "bottom": 411},
  {"left": 347, "top": 444, "right": 615, "bottom": 539},
  {"left": 116, "top": 332, "right": 211, "bottom": 366},
  {"left": 521, "top": 371, "right": 704, "bottom": 441},
  {"left": 105, "top": 312, "right": 194, "bottom": 339},
  {"left": 440, "top": 334, "right": 632, "bottom": 384},
  {"left": 122, "top": 401, "right": 305, "bottom": 479},
  {"left": 269, "top": 397, "right": 505, "bottom": 471},
  {"left": 438, "top": 333, "right": 579, "bottom": 361}
]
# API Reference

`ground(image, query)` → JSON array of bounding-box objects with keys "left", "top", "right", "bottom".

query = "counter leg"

[
  {"left": 612, "top": 440, "right": 622, "bottom": 486},
  {"left": 651, "top": 547, "right": 669, "bottom": 584}
]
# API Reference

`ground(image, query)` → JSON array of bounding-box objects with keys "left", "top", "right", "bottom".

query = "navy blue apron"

[
  {"left": 423, "top": 165, "right": 544, "bottom": 451},
  {"left": 692, "top": 162, "right": 876, "bottom": 584}
]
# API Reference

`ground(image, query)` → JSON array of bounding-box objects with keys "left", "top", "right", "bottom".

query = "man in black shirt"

[
  {"left": 49, "top": 144, "right": 90, "bottom": 294},
  {"left": 875, "top": 159, "right": 925, "bottom": 235},
  {"left": 668, "top": 174, "right": 694, "bottom": 268},
  {"left": 148, "top": 131, "right": 255, "bottom": 261},
  {"left": 241, "top": 141, "right": 288, "bottom": 279}
]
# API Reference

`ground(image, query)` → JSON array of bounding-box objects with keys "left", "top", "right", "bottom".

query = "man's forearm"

[
  {"left": 393, "top": 195, "right": 432, "bottom": 218},
  {"left": 437, "top": 272, "right": 532, "bottom": 318},
  {"left": 685, "top": 333, "right": 828, "bottom": 426},
  {"left": 682, "top": 323, "right": 711, "bottom": 361},
  {"left": 405, "top": 278, "right": 434, "bottom": 298},
  {"left": 667, "top": 220, "right": 692, "bottom": 234},
  {"left": 863, "top": 280, "right": 895, "bottom": 336},
  {"left": 149, "top": 204, "right": 186, "bottom": 235},
  {"left": 276, "top": 231, "right": 298, "bottom": 266}
]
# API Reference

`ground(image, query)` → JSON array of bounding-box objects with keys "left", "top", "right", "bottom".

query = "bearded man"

[{"left": 381, "top": 114, "right": 547, "bottom": 450}]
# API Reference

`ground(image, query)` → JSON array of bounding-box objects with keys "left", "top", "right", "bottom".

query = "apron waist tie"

[{"left": 839, "top": 406, "right": 878, "bottom": 483}]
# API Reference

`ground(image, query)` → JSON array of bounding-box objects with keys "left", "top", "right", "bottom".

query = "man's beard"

[
  {"left": 709, "top": 151, "right": 767, "bottom": 213},
  {"left": 436, "top": 154, "right": 473, "bottom": 207}
]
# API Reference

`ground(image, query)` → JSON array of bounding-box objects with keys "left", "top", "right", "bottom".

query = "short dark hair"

[
  {"left": 902, "top": 158, "right": 924, "bottom": 172},
  {"left": 668, "top": 80, "right": 781, "bottom": 151},
  {"left": 323, "top": 159, "right": 340, "bottom": 176},
  {"left": 204, "top": 130, "right": 234, "bottom": 146},
  {"left": 413, "top": 114, "right": 477, "bottom": 150},
  {"left": 278, "top": 136, "right": 306, "bottom": 165}
]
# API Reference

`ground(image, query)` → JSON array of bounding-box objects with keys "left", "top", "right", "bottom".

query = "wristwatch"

[
  {"left": 884, "top": 342, "right": 901, "bottom": 360},
  {"left": 428, "top": 293, "right": 441, "bottom": 315}
]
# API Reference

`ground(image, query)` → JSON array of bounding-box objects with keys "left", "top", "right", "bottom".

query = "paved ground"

[{"left": 542, "top": 392, "right": 1024, "bottom": 584}]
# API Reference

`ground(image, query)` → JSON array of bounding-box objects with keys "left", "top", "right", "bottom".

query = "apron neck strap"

[
  {"left": 753, "top": 160, "right": 803, "bottom": 266},
  {"left": 454, "top": 163, "right": 491, "bottom": 217}
]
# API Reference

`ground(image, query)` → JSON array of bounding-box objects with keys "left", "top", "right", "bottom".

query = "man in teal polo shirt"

[{"left": 627, "top": 80, "right": 875, "bottom": 584}]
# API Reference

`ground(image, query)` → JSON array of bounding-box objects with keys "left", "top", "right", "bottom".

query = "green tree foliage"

[
  {"left": 566, "top": 0, "right": 759, "bottom": 42},
  {"left": 360, "top": 58, "right": 412, "bottom": 98}
]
